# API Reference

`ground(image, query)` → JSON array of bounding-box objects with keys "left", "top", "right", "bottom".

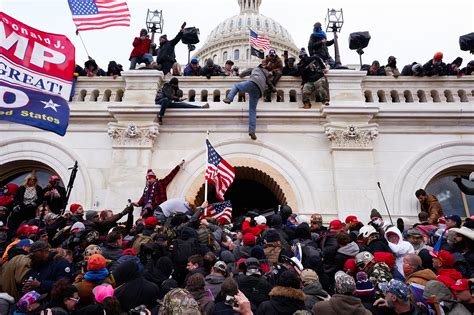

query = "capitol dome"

[{"left": 193, "top": 0, "right": 300, "bottom": 68}]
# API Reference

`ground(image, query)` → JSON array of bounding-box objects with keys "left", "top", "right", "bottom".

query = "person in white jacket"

[{"left": 384, "top": 226, "right": 414, "bottom": 277}]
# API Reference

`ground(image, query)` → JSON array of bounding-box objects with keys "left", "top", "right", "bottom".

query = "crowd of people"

[{"left": 0, "top": 166, "right": 473, "bottom": 315}]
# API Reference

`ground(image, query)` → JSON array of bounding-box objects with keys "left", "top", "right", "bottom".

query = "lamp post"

[
  {"left": 146, "top": 9, "right": 164, "bottom": 54},
  {"left": 325, "top": 8, "right": 344, "bottom": 68}
]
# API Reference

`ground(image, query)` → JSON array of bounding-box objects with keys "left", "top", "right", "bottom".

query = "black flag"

[{"left": 250, "top": 46, "right": 264, "bottom": 59}]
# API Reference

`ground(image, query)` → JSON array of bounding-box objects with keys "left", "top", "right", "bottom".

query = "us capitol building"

[
  {"left": 193, "top": 0, "right": 299, "bottom": 68},
  {"left": 1, "top": 0, "right": 473, "bottom": 222}
]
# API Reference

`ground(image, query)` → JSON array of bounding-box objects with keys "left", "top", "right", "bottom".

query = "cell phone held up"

[{"left": 224, "top": 295, "right": 238, "bottom": 308}]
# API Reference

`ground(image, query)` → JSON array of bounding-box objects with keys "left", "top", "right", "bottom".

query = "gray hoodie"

[
  {"left": 240, "top": 67, "right": 272, "bottom": 97},
  {"left": 337, "top": 241, "right": 360, "bottom": 256}
]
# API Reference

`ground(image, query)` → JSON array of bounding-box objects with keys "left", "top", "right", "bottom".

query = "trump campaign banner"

[{"left": 0, "top": 12, "right": 75, "bottom": 136}]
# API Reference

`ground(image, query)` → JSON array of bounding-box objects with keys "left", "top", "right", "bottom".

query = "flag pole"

[
  {"left": 204, "top": 130, "right": 209, "bottom": 202},
  {"left": 76, "top": 30, "right": 91, "bottom": 58},
  {"left": 248, "top": 28, "right": 252, "bottom": 70}
]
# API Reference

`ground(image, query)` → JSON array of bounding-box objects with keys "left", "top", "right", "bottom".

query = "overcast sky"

[{"left": 2, "top": 0, "right": 473, "bottom": 69}]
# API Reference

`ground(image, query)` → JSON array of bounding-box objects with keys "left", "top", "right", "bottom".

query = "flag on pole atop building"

[
  {"left": 205, "top": 139, "right": 235, "bottom": 201},
  {"left": 67, "top": 0, "right": 131, "bottom": 32},
  {"left": 202, "top": 200, "right": 233, "bottom": 224},
  {"left": 249, "top": 29, "right": 270, "bottom": 59}
]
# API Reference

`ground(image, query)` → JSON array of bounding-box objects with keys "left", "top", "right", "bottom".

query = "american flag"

[
  {"left": 67, "top": 0, "right": 131, "bottom": 32},
  {"left": 203, "top": 200, "right": 233, "bottom": 224},
  {"left": 205, "top": 139, "right": 235, "bottom": 201},
  {"left": 249, "top": 29, "right": 271, "bottom": 51}
]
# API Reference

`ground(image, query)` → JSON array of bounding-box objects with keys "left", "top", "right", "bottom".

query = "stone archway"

[
  {"left": 0, "top": 160, "right": 64, "bottom": 188},
  {"left": 0, "top": 137, "right": 93, "bottom": 208},
  {"left": 193, "top": 166, "right": 287, "bottom": 217},
  {"left": 170, "top": 139, "right": 318, "bottom": 214},
  {"left": 393, "top": 141, "right": 474, "bottom": 217}
]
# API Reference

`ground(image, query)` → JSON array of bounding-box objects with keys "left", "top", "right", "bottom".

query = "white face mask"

[{"left": 372, "top": 218, "right": 382, "bottom": 227}]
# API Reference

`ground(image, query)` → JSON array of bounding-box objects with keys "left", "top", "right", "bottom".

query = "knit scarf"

[
  {"left": 141, "top": 182, "right": 157, "bottom": 207},
  {"left": 312, "top": 27, "right": 327, "bottom": 39},
  {"left": 84, "top": 268, "right": 109, "bottom": 282}
]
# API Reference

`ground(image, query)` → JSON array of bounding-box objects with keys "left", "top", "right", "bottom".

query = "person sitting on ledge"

[
  {"left": 129, "top": 28, "right": 154, "bottom": 70},
  {"left": 155, "top": 77, "right": 209, "bottom": 125}
]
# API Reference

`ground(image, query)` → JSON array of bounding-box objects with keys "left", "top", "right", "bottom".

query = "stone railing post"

[{"left": 121, "top": 70, "right": 164, "bottom": 104}]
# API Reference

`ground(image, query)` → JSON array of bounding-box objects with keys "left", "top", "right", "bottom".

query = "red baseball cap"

[
  {"left": 345, "top": 215, "right": 360, "bottom": 225},
  {"left": 243, "top": 233, "right": 256, "bottom": 246},
  {"left": 144, "top": 216, "right": 158, "bottom": 227},
  {"left": 452, "top": 279, "right": 469, "bottom": 291},
  {"left": 329, "top": 219, "right": 344, "bottom": 231},
  {"left": 122, "top": 248, "right": 137, "bottom": 256},
  {"left": 430, "top": 250, "right": 454, "bottom": 267}
]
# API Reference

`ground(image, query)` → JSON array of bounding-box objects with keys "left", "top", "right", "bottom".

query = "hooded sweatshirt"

[
  {"left": 385, "top": 226, "right": 414, "bottom": 277},
  {"left": 303, "top": 281, "right": 330, "bottom": 310},
  {"left": 338, "top": 242, "right": 360, "bottom": 257}
]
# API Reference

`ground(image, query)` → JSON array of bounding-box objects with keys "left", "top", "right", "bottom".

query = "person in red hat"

[
  {"left": 0, "top": 224, "right": 29, "bottom": 264},
  {"left": 43, "top": 175, "right": 66, "bottom": 214},
  {"left": 69, "top": 203, "right": 84, "bottom": 223},
  {"left": 345, "top": 215, "right": 363, "bottom": 242},
  {"left": 129, "top": 216, "right": 158, "bottom": 252},
  {"left": 422, "top": 51, "right": 447, "bottom": 76},
  {"left": 133, "top": 160, "right": 185, "bottom": 217},
  {"left": 431, "top": 249, "right": 463, "bottom": 282},
  {"left": 0, "top": 183, "right": 18, "bottom": 210},
  {"left": 318, "top": 219, "right": 345, "bottom": 285},
  {"left": 452, "top": 279, "right": 474, "bottom": 313}
]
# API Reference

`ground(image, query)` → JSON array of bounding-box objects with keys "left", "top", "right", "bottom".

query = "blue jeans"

[
  {"left": 129, "top": 54, "right": 153, "bottom": 69},
  {"left": 227, "top": 80, "right": 261, "bottom": 133},
  {"left": 157, "top": 97, "right": 202, "bottom": 117}
]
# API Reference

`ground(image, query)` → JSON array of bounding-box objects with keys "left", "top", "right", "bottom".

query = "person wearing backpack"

[{"left": 130, "top": 217, "right": 158, "bottom": 253}]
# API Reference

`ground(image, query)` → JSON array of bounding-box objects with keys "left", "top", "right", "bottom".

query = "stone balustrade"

[
  {"left": 70, "top": 70, "right": 474, "bottom": 106},
  {"left": 362, "top": 75, "right": 474, "bottom": 103}
]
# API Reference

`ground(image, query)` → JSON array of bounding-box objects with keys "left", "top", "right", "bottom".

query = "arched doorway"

[
  {"left": 0, "top": 160, "right": 65, "bottom": 188},
  {"left": 425, "top": 164, "right": 474, "bottom": 217},
  {"left": 194, "top": 166, "right": 287, "bottom": 218}
]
